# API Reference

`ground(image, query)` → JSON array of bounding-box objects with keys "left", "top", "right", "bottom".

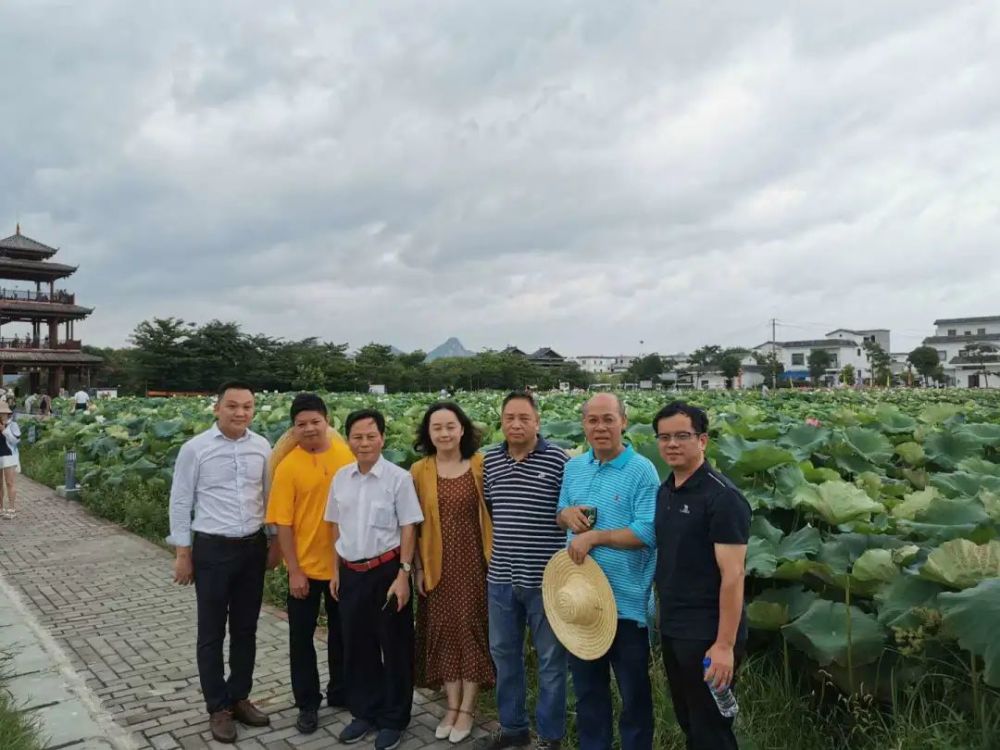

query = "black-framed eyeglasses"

[{"left": 655, "top": 431, "right": 701, "bottom": 444}]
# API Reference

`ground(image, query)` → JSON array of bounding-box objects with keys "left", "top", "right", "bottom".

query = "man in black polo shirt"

[{"left": 653, "top": 401, "right": 750, "bottom": 750}]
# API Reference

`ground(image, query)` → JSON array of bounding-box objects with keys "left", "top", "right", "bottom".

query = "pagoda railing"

[
  {"left": 0, "top": 288, "right": 75, "bottom": 304},
  {"left": 0, "top": 337, "right": 82, "bottom": 351}
]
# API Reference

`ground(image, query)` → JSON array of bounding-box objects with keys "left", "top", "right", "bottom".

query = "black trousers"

[
  {"left": 661, "top": 636, "right": 744, "bottom": 750},
  {"left": 287, "top": 578, "right": 346, "bottom": 710},
  {"left": 339, "top": 559, "right": 414, "bottom": 731},
  {"left": 192, "top": 530, "right": 267, "bottom": 714}
]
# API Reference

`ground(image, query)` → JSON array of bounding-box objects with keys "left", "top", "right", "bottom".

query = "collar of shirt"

[
  {"left": 349, "top": 454, "right": 386, "bottom": 478},
  {"left": 667, "top": 459, "right": 710, "bottom": 492},
  {"left": 501, "top": 436, "right": 551, "bottom": 461},
  {"left": 585, "top": 443, "right": 635, "bottom": 469},
  {"left": 210, "top": 423, "right": 253, "bottom": 443}
]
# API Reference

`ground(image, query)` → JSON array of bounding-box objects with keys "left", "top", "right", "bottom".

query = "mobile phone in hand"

[{"left": 382, "top": 593, "right": 398, "bottom": 612}]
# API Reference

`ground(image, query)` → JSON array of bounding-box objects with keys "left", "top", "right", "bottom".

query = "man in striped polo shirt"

[
  {"left": 478, "top": 391, "right": 570, "bottom": 750},
  {"left": 556, "top": 393, "right": 658, "bottom": 750}
]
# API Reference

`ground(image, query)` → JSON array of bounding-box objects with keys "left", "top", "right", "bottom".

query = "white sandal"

[{"left": 435, "top": 706, "right": 460, "bottom": 740}]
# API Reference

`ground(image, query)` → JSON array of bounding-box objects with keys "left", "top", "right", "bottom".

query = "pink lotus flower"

[{"left": 805, "top": 417, "right": 822, "bottom": 427}]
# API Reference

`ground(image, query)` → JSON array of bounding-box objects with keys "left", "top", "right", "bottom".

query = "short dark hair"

[
  {"left": 346, "top": 408, "right": 385, "bottom": 436},
  {"left": 414, "top": 402, "right": 481, "bottom": 459},
  {"left": 652, "top": 401, "right": 709, "bottom": 435},
  {"left": 290, "top": 393, "right": 328, "bottom": 423},
  {"left": 501, "top": 391, "right": 538, "bottom": 413},
  {"left": 217, "top": 380, "right": 254, "bottom": 399}
]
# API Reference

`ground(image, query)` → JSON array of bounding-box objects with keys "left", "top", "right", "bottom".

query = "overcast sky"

[{"left": 1, "top": 1, "right": 997, "bottom": 356}]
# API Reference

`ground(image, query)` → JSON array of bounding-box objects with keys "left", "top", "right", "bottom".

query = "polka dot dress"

[{"left": 416, "top": 470, "right": 495, "bottom": 689}]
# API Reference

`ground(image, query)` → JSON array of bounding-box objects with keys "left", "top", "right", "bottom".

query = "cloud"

[{"left": 1, "top": 0, "right": 997, "bottom": 357}]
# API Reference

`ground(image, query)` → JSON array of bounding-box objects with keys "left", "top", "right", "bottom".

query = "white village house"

[
  {"left": 922, "top": 316, "right": 1000, "bottom": 388},
  {"left": 751, "top": 328, "right": 890, "bottom": 386}
]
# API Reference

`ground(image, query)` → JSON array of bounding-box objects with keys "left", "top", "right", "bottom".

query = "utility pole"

[{"left": 770, "top": 318, "right": 778, "bottom": 389}]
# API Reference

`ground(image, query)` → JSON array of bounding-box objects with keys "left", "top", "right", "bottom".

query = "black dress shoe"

[{"left": 296, "top": 708, "right": 319, "bottom": 734}]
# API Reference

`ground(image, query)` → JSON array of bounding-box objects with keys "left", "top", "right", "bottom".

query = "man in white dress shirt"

[
  {"left": 325, "top": 408, "right": 424, "bottom": 750},
  {"left": 167, "top": 381, "right": 279, "bottom": 743}
]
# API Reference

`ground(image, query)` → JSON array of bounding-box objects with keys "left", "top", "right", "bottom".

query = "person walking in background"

[
  {"left": 653, "top": 401, "right": 750, "bottom": 750},
  {"left": 411, "top": 402, "right": 494, "bottom": 744},
  {"left": 38, "top": 392, "right": 52, "bottom": 418},
  {"left": 477, "top": 391, "right": 569, "bottom": 750},
  {"left": 266, "top": 393, "right": 355, "bottom": 734},
  {"left": 326, "top": 409, "right": 424, "bottom": 750},
  {"left": 167, "top": 381, "right": 280, "bottom": 744},
  {"left": 0, "top": 400, "right": 21, "bottom": 519},
  {"left": 73, "top": 387, "right": 90, "bottom": 412},
  {"left": 556, "top": 393, "right": 659, "bottom": 750}
]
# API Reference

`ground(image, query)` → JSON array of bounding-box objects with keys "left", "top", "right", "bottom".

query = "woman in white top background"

[{"left": 0, "top": 400, "right": 21, "bottom": 519}]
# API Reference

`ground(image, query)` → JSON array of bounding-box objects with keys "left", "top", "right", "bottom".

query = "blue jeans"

[
  {"left": 488, "top": 582, "right": 567, "bottom": 741},
  {"left": 568, "top": 620, "right": 653, "bottom": 750}
]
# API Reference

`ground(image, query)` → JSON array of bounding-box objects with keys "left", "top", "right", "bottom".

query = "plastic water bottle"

[{"left": 702, "top": 657, "right": 739, "bottom": 718}]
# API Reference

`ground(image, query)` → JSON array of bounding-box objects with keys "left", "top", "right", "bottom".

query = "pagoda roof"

[
  {"left": 0, "top": 349, "right": 102, "bottom": 366},
  {"left": 0, "top": 256, "right": 76, "bottom": 282},
  {"left": 0, "top": 299, "right": 95, "bottom": 321},
  {"left": 0, "top": 227, "right": 59, "bottom": 260}
]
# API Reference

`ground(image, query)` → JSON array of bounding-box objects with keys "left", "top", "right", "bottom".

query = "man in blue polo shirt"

[
  {"left": 556, "top": 392, "right": 658, "bottom": 750},
  {"left": 653, "top": 401, "right": 750, "bottom": 750}
]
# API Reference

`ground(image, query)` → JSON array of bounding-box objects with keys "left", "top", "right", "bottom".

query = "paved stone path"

[{"left": 0, "top": 477, "right": 495, "bottom": 750}]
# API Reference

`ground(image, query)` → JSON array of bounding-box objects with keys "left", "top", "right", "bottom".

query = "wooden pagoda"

[{"left": 0, "top": 225, "right": 102, "bottom": 395}]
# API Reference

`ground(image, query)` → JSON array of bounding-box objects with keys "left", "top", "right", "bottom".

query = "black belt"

[{"left": 194, "top": 529, "right": 264, "bottom": 543}]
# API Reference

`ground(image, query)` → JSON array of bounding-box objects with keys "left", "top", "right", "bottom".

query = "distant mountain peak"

[{"left": 425, "top": 337, "right": 474, "bottom": 362}]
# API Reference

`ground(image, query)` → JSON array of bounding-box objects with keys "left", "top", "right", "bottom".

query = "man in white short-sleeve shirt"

[{"left": 325, "top": 408, "right": 423, "bottom": 750}]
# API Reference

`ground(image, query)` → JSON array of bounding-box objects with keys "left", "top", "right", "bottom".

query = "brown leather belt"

[{"left": 343, "top": 547, "right": 400, "bottom": 572}]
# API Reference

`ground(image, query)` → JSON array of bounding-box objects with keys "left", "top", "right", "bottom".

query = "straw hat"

[
  {"left": 0, "top": 401, "right": 11, "bottom": 415},
  {"left": 542, "top": 549, "right": 618, "bottom": 660}
]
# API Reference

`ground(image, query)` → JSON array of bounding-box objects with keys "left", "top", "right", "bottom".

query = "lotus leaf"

[
  {"left": 891, "top": 488, "right": 940, "bottom": 520},
  {"left": 875, "top": 406, "right": 917, "bottom": 434},
  {"left": 794, "top": 481, "right": 885, "bottom": 526},
  {"left": 731, "top": 445, "right": 797, "bottom": 476},
  {"left": 876, "top": 575, "right": 943, "bottom": 629},
  {"left": 778, "top": 424, "right": 832, "bottom": 460},
  {"left": 894, "top": 442, "right": 925, "bottom": 466},
  {"left": 924, "top": 429, "right": 983, "bottom": 470},
  {"left": 842, "top": 427, "right": 894, "bottom": 465},
  {"left": 918, "top": 403, "right": 962, "bottom": 425},
  {"left": 782, "top": 601, "right": 886, "bottom": 668},
  {"left": 852, "top": 548, "right": 899, "bottom": 584},
  {"left": 920, "top": 539, "right": 1000, "bottom": 589},
  {"left": 938, "top": 579, "right": 1000, "bottom": 687}
]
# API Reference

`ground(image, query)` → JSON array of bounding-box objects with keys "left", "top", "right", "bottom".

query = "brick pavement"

[{"left": 0, "top": 477, "right": 495, "bottom": 750}]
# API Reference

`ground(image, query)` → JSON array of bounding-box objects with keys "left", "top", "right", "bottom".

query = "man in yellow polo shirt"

[{"left": 266, "top": 393, "right": 356, "bottom": 735}]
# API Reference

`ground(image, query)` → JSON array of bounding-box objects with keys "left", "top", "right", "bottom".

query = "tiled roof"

[
  {"left": 755, "top": 339, "right": 857, "bottom": 349},
  {"left": 0, "top": 349, "right": 102, "bottom": 365},
  {"left": 923, "top": 333, "right": 1000, "bottom": 344},
  {"left": 934, "top": 315, "right": 1000, "bottom": 326},
  {"left": 0, "top": 300, "right": 94, "bottom": 318},
  {"left": 0, "top": 231, "right": 59, "bottom": 257}
]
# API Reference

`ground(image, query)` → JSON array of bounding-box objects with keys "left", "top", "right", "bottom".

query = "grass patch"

[{"left": 0, "top": 655, "right": 43, "bottom": 750}]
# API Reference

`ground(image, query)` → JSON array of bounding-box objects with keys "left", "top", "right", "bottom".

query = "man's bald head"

[{"left": 582, "top": 392, "right": 626, "bottom": 419}]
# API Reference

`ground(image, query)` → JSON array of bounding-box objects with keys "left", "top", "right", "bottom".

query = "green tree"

[
  {"left": 129, "top": 317, "right": 196, "bottom": 391},
  {"left": 964, "top": 344, "right": 996, "bottom": 388},
  {"left": 807, "top": 349, "right": 833, "bottom": 385},
  {"left": 863, "top": 340, "right": 893, "bottom": 386},
  {"left": 688, "top": 345, "right": 722, "bottom": 388},
  {"left": 624, "top": 353, "right": 666, "bottom": 382},
  {"left": 839, "top": 363, "right": 856, "bottom": 386},
  {"left": 718, "top": 353, "right": 743, "bottom": 389},
  {"left": 907, "top": 345, "right": 941, "bottom": 385},
  {"left": 753, "top": 349, "right": 784, "bottom": 388}
]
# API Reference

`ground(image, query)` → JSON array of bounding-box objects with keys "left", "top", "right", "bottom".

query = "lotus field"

[{"left": 23, "top": 389, "right": 1000, "bottom": 722}]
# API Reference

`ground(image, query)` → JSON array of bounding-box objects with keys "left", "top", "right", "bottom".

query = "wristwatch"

[{"left": 401, "top": 561, "right": 412, "bottom": 573}]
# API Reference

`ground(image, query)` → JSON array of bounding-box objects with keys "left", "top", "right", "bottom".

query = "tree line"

[{"left": 82, "top": 318, "right": 592, "bottom": 395}]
